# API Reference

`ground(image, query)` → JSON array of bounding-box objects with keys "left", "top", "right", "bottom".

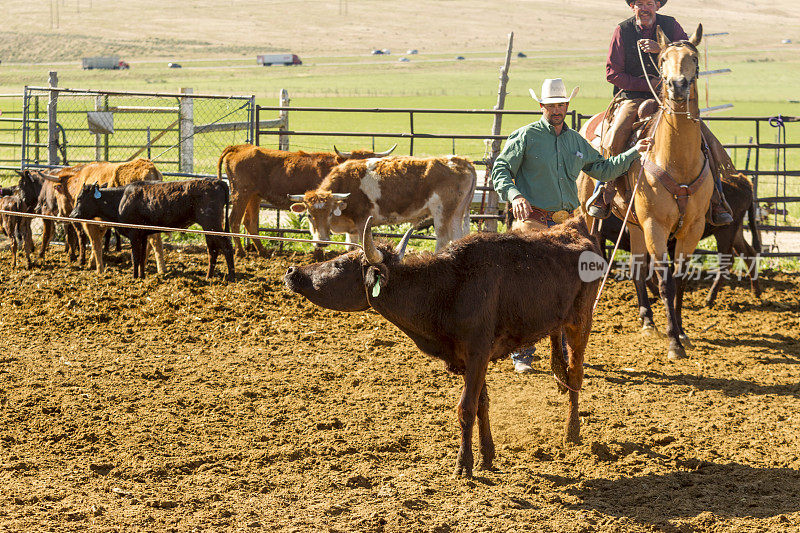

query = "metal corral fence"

[
  {"left": 0, "top": 93, "right": 26, "bottom": 171},
  {"left": 254, "top": 104, "right": 561, "bottom": 242},
  {"left": 255, "top": 104, "right": 799, "bottom": 255},
  {"left": 4, "top": 87, "right": 798, "bottom": 255},
  {"left": 21, "top": 86, "right": 257, "bottom": 178}
]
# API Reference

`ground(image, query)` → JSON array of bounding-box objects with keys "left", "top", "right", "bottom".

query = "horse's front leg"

[
  {"left": 647, "top": 247, "right": 686, "bottom": 360},
  {"left": 673, "top": 225, "right": 705, "bottom": 349},
  {"left": 629, "top": 225, "right": 659, "bottom": 336},
  {"left": 643, "top": 222, "right": 686, "bottom": 360}
]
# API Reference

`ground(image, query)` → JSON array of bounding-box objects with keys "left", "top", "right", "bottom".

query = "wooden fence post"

[
  {"left": 483, "top": 32, "right": 514, "bottom": 232},
  {"left": 279, "top": 89, "right": 290, "bottom": 151},
  {"left": 179, "top": 87, "right": 194, "bottom": 172},
  {"left": 47, "top": 71, "right": 59, "bottom": 166}
]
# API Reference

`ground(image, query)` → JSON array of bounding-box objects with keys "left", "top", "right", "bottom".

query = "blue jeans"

[{"left": 510, "top": 335, "right": 569, "bottom": 364}]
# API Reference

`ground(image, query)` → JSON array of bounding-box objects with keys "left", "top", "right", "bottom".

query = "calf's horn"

[
  {"left": 374, "top": 143, "right": 397, "bottom": 157},
  {"left": 395, "top": 227, "right": 413, "bottom": 261},
  {"left": 331, "top": 193, "right": 350, "bottom": 199},
  {"left": 287, "top": 194, "right": 305, "bottom": 201},
  {"left": 362, "top": 216, "right": 384, "bottom": 265},
  {"left": 333, "top": 146, "right": 351, "bottom": 158}
]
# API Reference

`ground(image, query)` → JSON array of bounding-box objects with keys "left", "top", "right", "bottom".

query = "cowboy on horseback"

[{"left": 586, "top": 0, "right": 734, "bottom": 226}]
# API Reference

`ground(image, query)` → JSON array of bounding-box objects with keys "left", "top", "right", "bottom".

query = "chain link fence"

[{"left": 22, "top": 87, "right": 255, "bottom": 177}]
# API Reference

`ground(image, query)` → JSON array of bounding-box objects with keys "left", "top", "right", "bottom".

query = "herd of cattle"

[
  {"left": 0, "top": 144, "right": 765, "bottom": 478},
  {"left": 0, "top": 144, "right": 478, "bottom": 279}
]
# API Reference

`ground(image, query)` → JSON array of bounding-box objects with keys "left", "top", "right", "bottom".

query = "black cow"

[
  {"left": 69, "top": 178, "right": 235, "bottom": 281},
  {"left": 285, "top": 216, "right": 601, "bottom": 478}
]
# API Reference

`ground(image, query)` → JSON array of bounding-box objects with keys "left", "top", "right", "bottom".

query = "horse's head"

[{"left": 656, "top": 24, "right": 702, "bottom": 103}]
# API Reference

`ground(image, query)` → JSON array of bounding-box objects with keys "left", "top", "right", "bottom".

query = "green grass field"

[{"left": 0, "top": 43, "right": 797, "bottom": 266}]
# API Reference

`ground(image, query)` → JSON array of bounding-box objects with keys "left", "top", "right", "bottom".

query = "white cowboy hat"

[{"left": 529, "top": 78, "right": 580, "bottom": 104}]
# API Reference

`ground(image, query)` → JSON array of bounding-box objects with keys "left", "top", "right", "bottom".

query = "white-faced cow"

[
  {"left": 40, "top": 159, "right": 166, "bottom": 274},
  {"left": 288, "top": 155, "right": 476, "bottom": 253},
  {"left": 284, "top": 216, "right": 601, "bottom": 478},
  {"left": 217, "top": 144, "right": 396, "bottom": 257},
  {"left": 69, "top": 179, "right": 235, "bottom": 281}
]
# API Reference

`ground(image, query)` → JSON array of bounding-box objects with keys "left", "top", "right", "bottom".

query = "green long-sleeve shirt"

[{"left": 491, "top": 117, "right": 641, "bottom": 212}]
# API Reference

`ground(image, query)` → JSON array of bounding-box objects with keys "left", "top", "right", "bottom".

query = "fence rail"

[{"left": 2, "top": 89, "right": 797, "bottom": 254}]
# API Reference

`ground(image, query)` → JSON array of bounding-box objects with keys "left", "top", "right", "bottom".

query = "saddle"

[{"left": 601, "top": 98, "right": 661, "bottom": 226}]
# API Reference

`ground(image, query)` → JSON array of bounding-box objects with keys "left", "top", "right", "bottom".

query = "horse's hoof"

[
  {"left": 678, "top": 334, "right": 694, "bottom": 349},
  {"left": 668, "top": 346, "right": 687, "bottom": 360},
  {"left": 641, "top": 325, "right": 662, "bottom": 338}
]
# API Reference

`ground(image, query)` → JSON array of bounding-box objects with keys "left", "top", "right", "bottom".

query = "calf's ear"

[{"left": 290, "top": 202, "right": 307, "bottom": 213}]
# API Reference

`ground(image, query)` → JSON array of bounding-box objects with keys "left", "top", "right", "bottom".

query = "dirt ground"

[{"left": 1, "top": 243, "right": 799, "bottom": 532}]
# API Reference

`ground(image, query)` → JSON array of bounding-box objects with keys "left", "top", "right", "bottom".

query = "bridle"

[{"left": 639, "top": 39, "right": 701, "bottom": 122}]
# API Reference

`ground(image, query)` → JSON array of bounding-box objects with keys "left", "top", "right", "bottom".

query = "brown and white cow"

[
  {"left": 41, "top": 159, "right": 166, "bottom": 274},
  {"left": 289, "top": 155, "right": 477, "bottom": 252},
  {"left": 217, "top": 144, "right": 396, "bottom": 257}
]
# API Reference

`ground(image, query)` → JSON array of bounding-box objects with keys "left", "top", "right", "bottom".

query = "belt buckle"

[{"left": 552, "top": 210, "right": 571, "bottom": 224}]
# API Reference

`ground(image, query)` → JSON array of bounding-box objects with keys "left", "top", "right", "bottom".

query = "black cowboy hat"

[{"left": 626, "top": 0, "right": 666, "bottom": 6}]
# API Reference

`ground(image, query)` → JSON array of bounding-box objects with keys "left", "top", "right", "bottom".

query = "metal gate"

[{"left": 21, "top": 86, "right": 255, "bottom": 177}]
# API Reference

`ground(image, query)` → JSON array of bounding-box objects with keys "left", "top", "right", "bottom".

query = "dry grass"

[{"left": 2, "top": 0, "right": 799, "bottom": 62}]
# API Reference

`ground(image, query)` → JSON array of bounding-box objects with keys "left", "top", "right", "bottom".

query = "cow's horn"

[
  {"left": 39, "top": 172, "right": 61, "bottom": 182},
  {"left": 374, "top": 143, "right": 397, "bottom": 157},
  {"left": 395, "top": 227, "right": 414, "bottom": 261},
  {"left": 362, "top": 216, "right": 384, "bottom": 265},
  {"left": 287, "top": 194, "right": 305, "bottom": 201},
  {"left": 331, "top": 193, "right": 350, "bottom": 199},
  {"left": 333, "top": 146, "right": 351, "bottom": 158}
]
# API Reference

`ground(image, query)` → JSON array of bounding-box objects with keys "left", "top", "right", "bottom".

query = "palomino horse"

[{"left": 578, "top": 24, "right": 712, "bottom": 360}]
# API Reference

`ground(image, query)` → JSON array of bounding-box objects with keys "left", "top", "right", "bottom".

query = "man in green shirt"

[
  {"left": 491, "top": 78, "right": 651, "bottom": 373},
  {"left": 493, "top": 78, "right": 651, "bottom": 234}
]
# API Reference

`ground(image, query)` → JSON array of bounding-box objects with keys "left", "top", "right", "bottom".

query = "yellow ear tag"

[{"left": 371, "top": 275, "right": 381, "bottom": 297}]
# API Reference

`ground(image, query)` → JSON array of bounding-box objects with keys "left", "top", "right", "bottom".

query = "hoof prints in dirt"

[{"left": 0, "top": 250, "right": 799, "bottom": 530}]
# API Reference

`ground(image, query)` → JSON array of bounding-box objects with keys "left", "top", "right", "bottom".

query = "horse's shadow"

[
  {"left": 703, "top": 332, "right": 800, "bottom": 356},
  {"left": 559, "top": 461, "right": 800, "bottom": 529},
  {"left": 600, "top": 367, "right": 800, "bottom": 398}
]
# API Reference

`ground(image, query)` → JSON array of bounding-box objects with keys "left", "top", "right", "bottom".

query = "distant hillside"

[
  {"left": 3, "top": 0, "right": 799, "bottom": 62},
  {"left": 0, "top": 32, "right": 265, "bottom": 63}
]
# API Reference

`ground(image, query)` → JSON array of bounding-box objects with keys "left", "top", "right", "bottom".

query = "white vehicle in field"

[
  {"left": 257, "top": 53, "right": 302, "bottom": 66},
  {"left": 82, "top": 56, "right": 130, "bottom": 70}
]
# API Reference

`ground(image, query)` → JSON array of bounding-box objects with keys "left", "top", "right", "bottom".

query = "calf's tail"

[
  {"left": 223, "top": 181, "right": 231, "bottom": 233},
  {"left": 217, "top": 146, "right": 235, "bottom": 182},
  {"left": 747, "top": 197, "right": 762, "bottom": 254}
]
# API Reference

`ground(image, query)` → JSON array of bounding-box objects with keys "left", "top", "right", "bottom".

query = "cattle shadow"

[
  {"left": 597, "top": 368, "right": 800, "bottom": 398},
  {"left": 559, "top": 461, "right": 800, "bottom": 530}
]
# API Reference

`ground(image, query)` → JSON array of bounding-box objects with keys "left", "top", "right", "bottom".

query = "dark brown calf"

[
  {"left": 70, "top": 179, "right": 235, "bottom": 281},
  {"left": 0, "top": 171, "right": 42, "bottom": 269},
  {"left": 285, "top": 216, "right": 601, "bottom": 477}
]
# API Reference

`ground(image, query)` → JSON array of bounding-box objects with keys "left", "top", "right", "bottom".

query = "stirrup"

[
  {"left": 586, "top": 188, "right": 611, "bottom": 219},
  {"left": 709, "top": 208, "right": 734, "bottom": 226}
]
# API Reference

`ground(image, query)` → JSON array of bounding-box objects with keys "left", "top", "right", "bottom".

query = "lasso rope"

[{"left": 591, "top": 109, "right": 665, "bottom": 314}]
